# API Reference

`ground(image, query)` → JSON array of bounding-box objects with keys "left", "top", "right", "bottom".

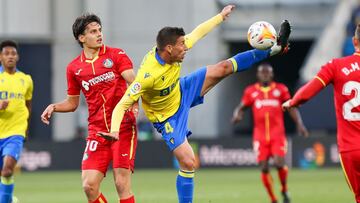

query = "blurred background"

[{"left": 1, "top": 0, "right": 359, "bottom": 202}]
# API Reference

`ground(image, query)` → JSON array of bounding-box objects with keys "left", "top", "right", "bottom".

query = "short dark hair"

[
  {"left": 72, "top": 13, "right": 102, "bottom": 47},
  {"left": 156, "top": 27, "right": 185, "bottom": 51},
  {"left": 356, "top": 23, "right": 360, "bottom": 40},
  {"left": 0, "top": 40, "right": 18, "bottom": 52}
]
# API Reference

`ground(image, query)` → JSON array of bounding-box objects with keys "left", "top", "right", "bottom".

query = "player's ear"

[
  {"left": 353, "top": 36, "right": 359, "bottom": 50},
  {"left": 78, "top": 34, "right": 86, "bottom": 44},
  {"left": 165, "top": 44, "right": 172, "bottom": 54}
]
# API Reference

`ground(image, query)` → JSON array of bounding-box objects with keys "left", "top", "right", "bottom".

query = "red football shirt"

[
  {"left": 242, "top": 82, "right": 291, "bottom": 142},
  {"left": 316, "top": 53, "right": 360, "bottom": 153},
  {"left": 66, "top": 45, "right": 135, "bottom": 137}
]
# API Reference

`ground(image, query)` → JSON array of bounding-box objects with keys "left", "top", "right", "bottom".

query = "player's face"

[
  {"left": 170, "top": 36, "right": 188, "bottom": 62},
  {"left": 257, "top": 65, "right": 273, "bottom": 83},
  {"left": 79, "top": 22, "right": 103, "bottom": 49},
  {"left": 353, "top": 36, "right": 360, "bottom": 51},
  {"left": 0, "top": 46, "right": 18, "bottom": 69}
]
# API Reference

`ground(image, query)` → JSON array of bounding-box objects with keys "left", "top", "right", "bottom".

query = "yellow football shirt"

[
  {"left": 110, "top": 14, "right": 223, "bottom": 132},
  {"left": 0, "top": 70, "right": 33, "bottom": 138}
]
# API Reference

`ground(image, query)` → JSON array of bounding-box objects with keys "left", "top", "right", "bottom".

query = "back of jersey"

[{"left": 331, "top": 53, "right": 360, "bottom": 152}]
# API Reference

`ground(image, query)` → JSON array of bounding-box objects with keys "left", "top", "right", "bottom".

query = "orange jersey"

[{"left": 242, "top": 82, "right": 291, "bottom": 142}]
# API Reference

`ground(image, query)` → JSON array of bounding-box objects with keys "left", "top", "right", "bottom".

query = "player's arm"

[
  {"left": 40, "top": 96, "right": 80, "bottom": 125},
  {"left": 231, "top": 102, "right": 248, "bottom": 124},
  {"left": 185, "top": 5, "right": 234, "bottom": 49},
  {"left": 288, "top": 108, "right": 309, "bottom": 137},
  {"left": 25, "top": 100, "right": 32, "bottom": 137},
  {"left": 122, "top": 69, "right": 139, "bottom": 117},
  {"left": 282, "top": 78, "right": 327, "bottom": 110},
  {"left": 0, "top": 100, "right": 9, "bottom": 110}
]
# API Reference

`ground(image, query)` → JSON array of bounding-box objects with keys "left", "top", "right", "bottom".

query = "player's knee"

[
  {"left": 261, "top": 167, "right": 270, "bottom": 173},
  {"left": 115, "top": 177, "right": 129, "bottom": 193},
  {"left": 213, "top": 60, "right": 232, "bottom": 78},
  {"left": 181, "top": 157, "right": 195, "bottom": 171},
  {"left": 82, "top": 180, "right": 99, "bottom": 196},
  {"left": 274, "top": 160, "right": 285, "bottom": 169},
  {"left": 1, "top": 167, "right": 14, "bottom": 178}
]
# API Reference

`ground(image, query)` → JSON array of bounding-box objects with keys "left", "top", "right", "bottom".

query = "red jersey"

[
  {"left": 242, "top": 82, "right": 291, "bottom": 142},
  {"left": 316, "top": 53, "right": 360, "bottom": 153},
  {"left": 66, "top": 45, "right": 135, "bottom": 137}
]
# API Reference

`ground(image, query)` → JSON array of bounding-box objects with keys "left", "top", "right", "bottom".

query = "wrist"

[{"left": 51, "top": 104, "right": 56, "bottom": 111}]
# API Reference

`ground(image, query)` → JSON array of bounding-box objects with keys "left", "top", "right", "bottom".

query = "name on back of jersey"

[{"left": 342, "top": 62, "right": 360, "bottom": 76}]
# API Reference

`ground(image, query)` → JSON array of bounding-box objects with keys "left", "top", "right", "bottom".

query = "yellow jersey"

[
  {"left": 110, "top": 14, "right": 223, "bottom": 132},
  {"left": 0, "top": 69, "right": 33, "bottom": 138}
]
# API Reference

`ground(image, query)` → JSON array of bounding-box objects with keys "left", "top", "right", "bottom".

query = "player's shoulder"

[
  {"left": 140, "top": 47, "right": 158, "bottom": 70},
  {"left": 16, "top": 70, "right": 33, "bottom": 82},
  {"left": 244, "top": 83, "right": 257, "bottom": 93},
  {"left": 105, "top": 45, "right": 127, "bottom": 56},
  {"left": 274, "top": 82, "right": 288, "bottom": 90},
  {"left": 67, "top": 55, "right": 82, "bottom": 70}
]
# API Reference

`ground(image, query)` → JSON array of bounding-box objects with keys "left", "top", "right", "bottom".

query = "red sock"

[
  {"left": 90, "top": 193, "right": 107, "bottom": 203},
  {"left": 120, "top": 195, "right": 135, "bottom": 203},
  {"left": 261, "top": 172, "right": 277, "bottom": 202},
  {"left": 278, "top": 166, "right": 288, "bottom": 193}
]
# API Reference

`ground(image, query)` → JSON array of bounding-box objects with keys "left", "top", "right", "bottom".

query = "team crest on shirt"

[
  {"left": 130, "top": 82, "right": 141, "bottom": 95},
  {"left": 103, "top": 58, "right": 113, "bottom": 68},
  {"left": 272, "top": 89, "right": 280, "bottom": 97},
  {"left": 144, "top": 72, "right": 150, "bottom": 79}
]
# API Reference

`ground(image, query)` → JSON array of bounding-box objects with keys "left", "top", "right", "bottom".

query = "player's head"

[
  {"left": 257, "top": 63, "right": 274, "bottom": 84},
  {"left": 0, "top": 40, "right": 19, "bottom": 69},
  {"left": 72, "top": 13, "right": 103, "bottom": 48},
  {"left": 353, "top": 23, "right": 360, "bottom": 51},
  {"left": 156, "top": 27, "right": 188, "bottom": 63}
]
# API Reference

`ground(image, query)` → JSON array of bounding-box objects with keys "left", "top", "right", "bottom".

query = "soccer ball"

[{"left": 247, "top": 21, "right": 277, "bottom": 50}]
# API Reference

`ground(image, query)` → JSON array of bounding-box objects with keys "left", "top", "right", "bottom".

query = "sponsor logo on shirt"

[
  {"left": 130, "top": 82, "right": 141, "bottom": 95},
  {"left": 254, "top": 99, "right": 280, "bottom": 109},
  {"left": 103, "top": 58, "right": 113, "bottom": 68},
  {"left": 81, "top": 71, "right": 115, "bottom": 91}
]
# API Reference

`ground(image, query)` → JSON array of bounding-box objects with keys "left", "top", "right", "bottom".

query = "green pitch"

[{"left": 14, "top": 168, "right": 353, "bottom": 203}]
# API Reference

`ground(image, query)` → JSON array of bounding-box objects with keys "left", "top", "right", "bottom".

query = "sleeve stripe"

[{"left": 315, "top": 76, "right": 326, "bottom": 87}]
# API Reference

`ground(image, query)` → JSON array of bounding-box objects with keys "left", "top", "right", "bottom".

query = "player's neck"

[
  {"left": 83, "top": 46, "right": 100, "bottom": 60},
  {"left": 260, "top": 82, "right": 270, "bottom": 87},
  {"left": 157, "top": 50, "right": 173, "bottom": 64},
  {"left": 3, "top": 66, "right": 16, "bottom": 74}
]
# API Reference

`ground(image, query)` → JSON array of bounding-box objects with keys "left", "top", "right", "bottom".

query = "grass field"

[{"left": 14, "top": 168, "right": 353, "bottom": 203}]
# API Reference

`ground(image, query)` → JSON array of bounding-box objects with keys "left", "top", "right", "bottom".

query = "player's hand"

[
  {"left": 220, "top": 5, "right": 235, "bottom": 21},
  {"left": 297, "top": 124, "right": 309, "bottom": 138},
  {"left": 231, "top": 110, "right": 244, "bottom": 124},
  {"left": 41, "top": 104, "right": 55, "bottom": 125},
  {"left": 0, "top": 100, "right": 9, "bottom": 110},
  {"left": 282, "top": 99, "right": 293, "bottom": 111},
  {"left": 97, "top": 131, "right": 119, "bottom": 140},
  {"left": 129, "top": 102, "right": 139, "bottom": 118}
]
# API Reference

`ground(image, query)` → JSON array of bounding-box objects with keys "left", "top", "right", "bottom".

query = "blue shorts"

[
  {"left": 153, "top": 67, "right": 207, "bottom": 151},
  {"left": 0, "top": 136, "right": 24, "bottom": 167}
]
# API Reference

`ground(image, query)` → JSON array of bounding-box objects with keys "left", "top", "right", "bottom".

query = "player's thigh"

[
  {"left": 82, "top": 138, "right": 112, "bottom": 175},
  {"left": 1, "top": 136, "right": 24, "bottom": 170},
  {"left": 202, "top": 60, "right": 233, "bottom": 96},
  {"left": 340, "top": 150, "right": 360, "bottom": 198},
  {"left": 254, "top": 140, "right": 270, "bottom": 163},
  {"left": 271, "top": 139, "right": 287, "bottom": 157},
  {"left": 112, "top": 124, "right": 137, "bottom": 171}
]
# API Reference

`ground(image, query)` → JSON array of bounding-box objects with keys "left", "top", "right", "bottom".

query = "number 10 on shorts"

[{"left": 85, "top": 140, "right": 99, "bottom": 152}]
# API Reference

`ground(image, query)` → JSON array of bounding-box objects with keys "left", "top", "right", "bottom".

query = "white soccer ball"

[{"left": 247, "top": 21, "right": 277, "bottom": 50}]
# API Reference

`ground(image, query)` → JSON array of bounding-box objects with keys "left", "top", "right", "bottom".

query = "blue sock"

[
  {"left": 229, "top": 49, "right": 271, "bottom": 72},
  {"left": 176, "top": 170, "right": 195, "bottom": 203},
  {"left": 0, "top": 176, "right": 14, "bottom": 203}
]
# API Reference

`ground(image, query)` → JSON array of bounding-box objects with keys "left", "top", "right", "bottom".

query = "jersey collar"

[
  {"left": 0, "top": 66, "right": 19, "bottom": 73},
  {"left": 155, "top": 48, "right": 166, "bottom": 66},
  {"left": 80, "top": 44, "right": 106, "bottom": 62},
  {"left": 256, "top": 82, "right": 275, "bottom": 92}
]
